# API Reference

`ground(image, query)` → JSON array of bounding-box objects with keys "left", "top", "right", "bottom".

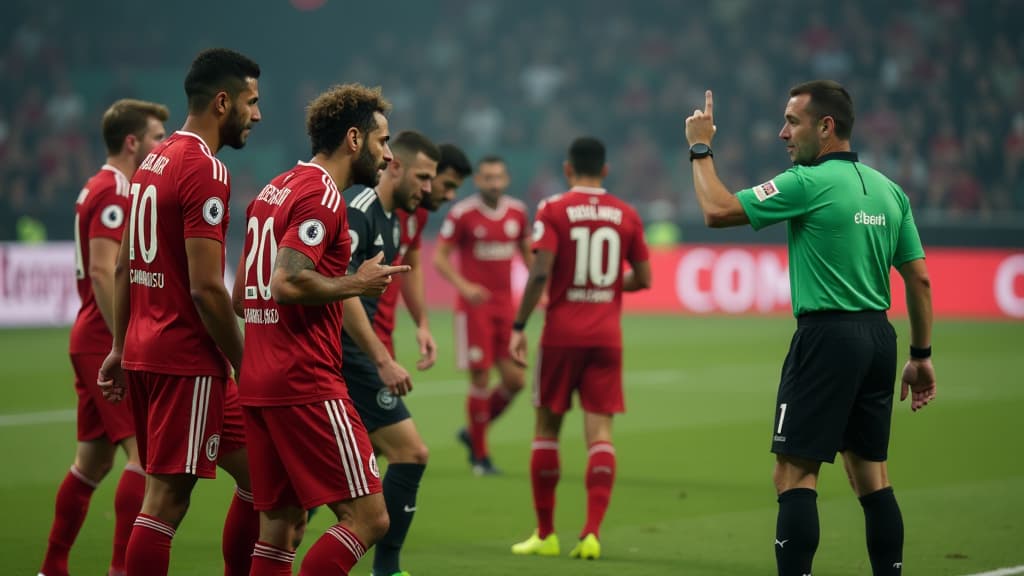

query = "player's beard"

[
  {"left": 222, "top": 106, "right": 251, "bottom": 150},
  {"left": 352, "top": 143, "right": 385, "bottom": 187}
]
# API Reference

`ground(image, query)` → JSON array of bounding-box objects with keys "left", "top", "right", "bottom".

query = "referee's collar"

[{"left": 808, "top": 151, "right": 858, "bottom": 166}]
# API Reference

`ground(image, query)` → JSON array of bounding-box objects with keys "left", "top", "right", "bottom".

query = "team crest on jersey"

[
  {"left": 407, "top": 217, "right": 418, "bottom": 240},
  {"left": 439, "top": 219, "right": 455, "bottom": 239},
  {"left": 203, "top": 197, "right": 225, "bottom": 225},
  {"left": 299, "top": 219, "right": 326, "bottom": 246},
  {"left": 532, "top": 221, "right": 545, "bottom": 242},
  {"left": 752, "top": 180, "right": 779, "bottom": 202},
  {"left": 377, "top": 389, "right": 398, "bottom": 410},
  {"left": 101, "top": 204, "right": 124, "bottom": 229},
  {"left": 368, "top": 452, "right": 380, "bottom": 478},
  {"left": 504, "top": 219, "right": 520, "bottom": 238},
  {"left": 393, "top": 221, "right": 400, "bottom": 247},
  {"left": 205, "top": 434, "right": 221, "bottom": 461}
]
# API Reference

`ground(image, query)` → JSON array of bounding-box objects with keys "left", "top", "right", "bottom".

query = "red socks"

[
  {"left": 466, "top": 389, "right": 490, "bottom": 460},
  {"left": 110, "top": 464, "right": 145, "bottom": 575},
  {"left": 223, "top": 486, "right": 259, "bottom": 576},
  {"left": 40, "top": 466, "right": 97, "bottom": 576},
  {"left": 530, "top": 438, "right": 560, "bottom": 538},
  {"left": 582, "top": 441, "right": 616, "bottom": 539},
  {"left": 250, "top": 541, "right": 295, "bottom": 576},
  {"left": 299, "top": 524, "right": 367, "bottom": 575},
  {"left": 126, "top": 513, "right": 175, "bottom": 576}
]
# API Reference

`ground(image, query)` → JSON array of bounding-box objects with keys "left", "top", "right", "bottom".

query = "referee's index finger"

[{"left": 705, "top": 90, "right": 714, "bottom": 116}]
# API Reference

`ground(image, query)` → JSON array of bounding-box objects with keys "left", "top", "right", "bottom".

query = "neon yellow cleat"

[
  {"left": 511, "top": 531, "right": 560, "bottom": 556},
  {"left": 569, "top": 533, "right": 601, "bottom": 560}
]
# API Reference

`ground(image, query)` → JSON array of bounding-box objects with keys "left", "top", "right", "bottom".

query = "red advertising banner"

[
  {"left": 418, "top": 242, "right": 1024, "bottom": 319},
  {"left": 1, "top": 242, "right": 1022, "bottom": 326}
]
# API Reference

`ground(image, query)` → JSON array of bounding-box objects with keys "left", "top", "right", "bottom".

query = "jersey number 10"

[
  {"left": 128, "top": 183, "right": 158, "bottom": 264},
  {"left": 570, "top": 226, "right": 621, "bottom": 287}
]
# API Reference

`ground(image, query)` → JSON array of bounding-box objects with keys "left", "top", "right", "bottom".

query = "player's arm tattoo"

[{"left": 276, "top": 247, "right": 315, "bottom": 279}]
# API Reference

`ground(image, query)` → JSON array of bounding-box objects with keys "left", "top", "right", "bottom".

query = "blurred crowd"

[{"left": 1, "top": 0, "right": 1021, "bottom": 241}]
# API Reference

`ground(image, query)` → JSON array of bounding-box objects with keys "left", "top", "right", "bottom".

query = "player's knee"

[
  {"left": 74, "top": 457, "right": 114, "bottom": 484},
  {"left": 365, "top": 505, "right": 390, "bottom": 546},
  {"left": 502, "top": 375, "right": 525, "bottom": 394},
  {"left": 407, "top": 442, "right": 429, "bottom": 465}
]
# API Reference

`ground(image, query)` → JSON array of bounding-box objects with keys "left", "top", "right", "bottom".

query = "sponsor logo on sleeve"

[
  {"left": 349, "top": 229, "right": 360, "bottom": 256},
  {"left": 299, "top": 219, "right": 326, "bottom": 246},
  {"left": 203, "top": 197, "right": 225, "bottom": 225},
  {"left": 752, "top": 180, "right": 779, "bottom": 202},
  {"left": 101, "top": 205, "right": 125, "bottom": 229},
  {"left": 440, "top": 219, "right": 455, "bottom": 239},
  {"left": 532, "top": 220, "right": 545, "bottom": 242}
]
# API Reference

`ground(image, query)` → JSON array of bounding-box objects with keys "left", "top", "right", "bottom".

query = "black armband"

[
  {"left": 910, "top": 345, "right": 932, "bottom": 359},
  {"left": 512, "top": 321, "right": 527, "bottom": 332}
]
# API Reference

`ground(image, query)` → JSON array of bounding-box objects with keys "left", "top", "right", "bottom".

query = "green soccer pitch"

[{"left": 2, "top": 313, "right": 1022, "bottom": 575}]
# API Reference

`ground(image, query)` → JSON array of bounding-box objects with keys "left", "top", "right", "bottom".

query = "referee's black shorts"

[{"left": 770, "top": 310, "right": 897, "bottom": 463}]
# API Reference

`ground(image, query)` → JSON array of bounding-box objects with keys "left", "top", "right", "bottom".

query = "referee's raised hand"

[{"left": 685, "top": 90, "right": 717, "bottom": 146}]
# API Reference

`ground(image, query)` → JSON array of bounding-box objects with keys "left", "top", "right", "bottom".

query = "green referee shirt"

[{"left": 736, "top": 152, "right": 925, "bottom": 317}]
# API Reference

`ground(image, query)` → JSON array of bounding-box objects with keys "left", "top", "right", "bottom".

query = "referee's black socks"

[
  {"left": 374, "top": 463, "right": 426, "bottom": 575},
  {"left": 775, "top": 488, "right": 818, "bottom": 576},
  {"left": 859, "top": 486, "right": 904, "bottom": 575}
]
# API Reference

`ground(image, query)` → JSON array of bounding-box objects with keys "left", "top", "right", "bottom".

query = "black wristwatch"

[{"left": 689, "top": 143, "right": 713, "bottom": 161}]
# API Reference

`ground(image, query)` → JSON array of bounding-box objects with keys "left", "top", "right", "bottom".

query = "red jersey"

[
  {"left": 531, "top": 187, "right": 649, "bottom": 348},
  {"left": 438, "top": 195, "right": 529, "bottom": 310},
  {"left": 70, "top": 165, "right": 130, "bottom": 355},
  {"left": 238, "top": 162, "right": 353, "bottom": 406},
  {"left": 373, "top": 207, "right": 428, "bottom": 346},
  {"left": 122, "top": 131, "right": 232, "bottom": 377}
]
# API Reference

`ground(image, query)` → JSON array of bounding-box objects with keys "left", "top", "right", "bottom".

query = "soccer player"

[
  {"left": 374, "top": 143, "right": 473, "bottom": 365},
  {"left": 683, "top": 83, "right": 935, "bottom": 576},
  {"left": 340, "top": 130, "right": 440, "bottom": 576},
  {"left": 39, "top": 98, "right": 168, "bottom": 576},
  {"left": 233, "top": 83, "right": 407, "bottom": 576},
  {"left": 433, "top": 155, "right": 531, "bottom": 475},
  {"left": 96, "top": 48, "right": 262, "bottom": 576},
  {"left": 509, "top": 137, "right": 651, "bottom": 560}
]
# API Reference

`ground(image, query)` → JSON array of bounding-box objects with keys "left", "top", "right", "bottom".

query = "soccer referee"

[{"left": 683, "top": 80, "right": 936, "bottom": 576}]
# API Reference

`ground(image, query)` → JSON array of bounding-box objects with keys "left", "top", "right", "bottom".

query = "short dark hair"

[
  {"left": 789, "top": 80, "right": 855, "bottom": 140},
  {"left": 184, "top": 48, "right": 261, "bottom": 113},
  {"left": 305, "top": 83, "right": 392, "bottom": 156},
  {"left": 568, "top": 137, "right": 606, "bottom": 177},
  {"left": 438, "top": 144, "right": 472, "bottom": 177},
  {"left": 391, "top": 130, "right": 441, "bottom": 163},
  {"left": 477, "top": 155, "right": 505, "bottom": 168},
  {"left": 101, "top": 98, "right": 170, "bottom": 155}
]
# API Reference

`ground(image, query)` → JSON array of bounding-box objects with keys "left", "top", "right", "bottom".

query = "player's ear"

[
  {"left": 820, "top": 116, "right": 833, "bottom": 138},
  {"left": 123, "top": 133, "right": 139, "bottom": 156},
  {"left": 214, "top": 91, "right": 230, "bottom": 116},
  {"left": 600, "top": 163, "right": 609, "bottom": 179},
  {"left": 346, "top": 127, "right": 360, "bottom": 153}
]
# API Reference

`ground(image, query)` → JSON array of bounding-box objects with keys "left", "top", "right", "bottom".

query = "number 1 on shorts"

[{"left": 776, "top": 403, "right": 788, "bottom": 435}]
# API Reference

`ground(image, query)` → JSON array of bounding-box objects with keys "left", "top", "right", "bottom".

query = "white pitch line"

[
  {"left": 0, "top": 409, "right": 76, "bottom": 427},
  {"left": 963, "top": 566, "right": 1024, "bottom": 576}
]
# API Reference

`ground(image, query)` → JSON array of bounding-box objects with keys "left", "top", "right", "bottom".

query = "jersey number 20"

[{"left": 244, "top": 216, "right": 277, "bottom": 300}]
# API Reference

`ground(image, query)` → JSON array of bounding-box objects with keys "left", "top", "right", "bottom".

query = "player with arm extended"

[
  {"left": 39, "top": 98, "right": 168, "bottom": 576},
  {"left": 509, "top": 137, "right": 652, "bottom": 560},
  {"left": 96, "top": 48, "right": 262, "bottom": 576},
  {"left": 340, "top": 130, "right": 440, "bottom": 576},
  {"left": 684, "top": 82, "right": 935, "bottom": 576},
  {"left": 233, "top": 83, "right": 408, "bottom": 576},
  {"left": 433, "top": 155, "right": 531, "bottom": 475}
]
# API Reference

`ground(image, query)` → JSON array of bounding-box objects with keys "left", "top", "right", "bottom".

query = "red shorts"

[
  {"left": 72, "top": 353, "right": 134, "bottom": 443},
  {"left": 243, "top": 398, "right": 382, "bottom": 511},
  {"left": 127, "top": 370, "right": 232, "bottom": 478},
  {"left": 535, "top": 346, "right": 624, "bottom": 415},
  {"left": 221, "top": 378, "right": 246, "bottom": 456},
  {"left": 455, "top": 306, "right": 513, "bottom": 370}
]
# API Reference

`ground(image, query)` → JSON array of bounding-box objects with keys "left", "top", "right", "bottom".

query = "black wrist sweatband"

[
  {"left": 910, "top": 345, "right": 932, "bottom": 359},
  {"left": 512, "top": 321, "right": 526, "bottom": 331}
]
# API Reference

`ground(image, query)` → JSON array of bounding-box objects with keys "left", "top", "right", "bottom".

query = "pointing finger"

[{"left": 705, "top": 90, "right": 714, "bottom": 117}]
